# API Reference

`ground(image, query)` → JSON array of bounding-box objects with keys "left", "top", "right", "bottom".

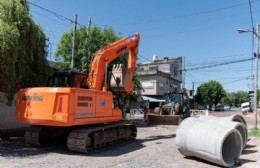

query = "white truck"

[{"left": 241, "top": 102, "right": 252, "bottom": 114}]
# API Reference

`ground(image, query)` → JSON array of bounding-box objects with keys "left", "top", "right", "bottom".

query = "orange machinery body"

[
  {"left": 16, "top": 87, "right": 122, "bottom": 127},
  {"left": 16, "top": 33, "right": 140, "bottom": 128}
]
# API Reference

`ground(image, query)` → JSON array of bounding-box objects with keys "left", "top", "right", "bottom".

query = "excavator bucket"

[{"left": 110, "top": 64, "right": 128, "bottom": 93}]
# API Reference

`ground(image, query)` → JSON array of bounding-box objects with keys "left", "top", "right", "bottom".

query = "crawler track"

[
  {"left": 67, "top": 123, "right": 137, "bottom": 153},
  {"left": 25, "top": 126, "right": 70, "bottom": 146},
  {"left": 24, "top": 123, "right": 137, "bottom": 153}
]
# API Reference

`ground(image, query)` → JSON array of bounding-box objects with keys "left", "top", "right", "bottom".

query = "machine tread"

[{"left": 67, "top": 122, "right": 137, "bottom": 153}]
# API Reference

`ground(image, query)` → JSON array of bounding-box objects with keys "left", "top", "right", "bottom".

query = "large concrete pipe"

[
  {"left": 222, "top": 114, "right": 248, "bottom": 149},
  {"left": 222, "top": 114, "right": 247, "bottom": 127},
  {"left": 198, "top": 116, "right": 247, "bottom": 149},
  {"left": 176, "top": 117, "right": 243, "bottom": 167}
]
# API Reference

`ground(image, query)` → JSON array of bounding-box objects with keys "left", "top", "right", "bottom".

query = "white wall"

[{"left": 0, "top": 92, "right": 27, "bottom": 130}]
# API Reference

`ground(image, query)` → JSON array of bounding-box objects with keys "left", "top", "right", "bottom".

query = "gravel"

[{"left": 0, "top": 118, "right": 260, "bottom": 168}]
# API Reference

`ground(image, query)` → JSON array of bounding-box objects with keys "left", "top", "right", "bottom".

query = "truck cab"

[{"left": 241, "top": 102, "right": 252, "bottom": 114}]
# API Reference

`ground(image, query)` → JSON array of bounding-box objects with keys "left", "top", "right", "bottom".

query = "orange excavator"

[{"left": 16, "top": 33, "right": 140, "bottom": 153}]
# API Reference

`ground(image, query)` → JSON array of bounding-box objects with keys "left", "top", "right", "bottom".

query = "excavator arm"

[{"left": 87, "top": 33, "right": 140, "bottom": 92}]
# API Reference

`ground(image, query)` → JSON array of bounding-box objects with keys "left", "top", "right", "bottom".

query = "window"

[
  {"left": 174, "top": 67, "right": 178, "bottom": 76},
  {"left": 138, "top": 67, "right": 144, "bottom": 71},
  {"left": 159, "top": 82, "right": 164, "bottom": 89},
  {"left": 149, "top": 66, "right": 158, "bottom": 71},
  {"left": 142, "top": 81, "right": 154, "bottom": 89}
]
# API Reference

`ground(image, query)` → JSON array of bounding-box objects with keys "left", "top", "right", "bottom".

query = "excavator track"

[
  {"left": 25, "top": 126, "right": 70, "bottom": 146},
  {"left": 67, "top": 123, "right": 137, "bottom": 153},
  {"left": 24, "top": 126, "right": 43, "bottom": 146},
  {"left": 24, "top": 123, "right": 137, "bottom": 153}
]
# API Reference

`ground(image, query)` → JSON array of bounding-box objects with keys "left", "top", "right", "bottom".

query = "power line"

[
  {"left": 222, "top": 77, "right": 251, "bottom": 85},
  {"left": 186, "top": 53, "right": 251, "bottom": 62},
  {"left": 101, "top": 2, "right": 247, "bottom": 27},
  {"left": 100, "top": 0, "right": 259, "bottom": 28},
  {"left": 28, "top": 1, "right": 82, "bottom": 26},
  {"left": 195, "top": 68, "right": 252, "bottom": 72},
  {"left": 185, "top": 58, "right": 253, "bottom": 71},
  {"left": 138, "top": 53, "right": 254, "bottom": 82},
  {"left": 186, "top": 54, "right": 252, "bottom": 67},
  {"left": 30, "top": 9, "right": 71, "bottom": 28}
]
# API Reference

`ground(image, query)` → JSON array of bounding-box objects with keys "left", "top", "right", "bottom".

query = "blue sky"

[{"left": 28, "top": 0, "right": 260, "bottom": 92}]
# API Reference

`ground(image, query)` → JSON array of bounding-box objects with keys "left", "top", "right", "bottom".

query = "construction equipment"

[
  {"left": 148, "top": 88, "right": 190, "bottom": 125},
  {"left": 16, "top": 33, "right": 140, "bottom": 153}
]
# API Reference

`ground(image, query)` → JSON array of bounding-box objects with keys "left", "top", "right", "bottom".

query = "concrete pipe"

[
  {"left": 198, "top": 114, "right": 247, "bottom": 127},
  {"left": 198, "top": 116, "right": 247, "bottom": 149},
  {"left": 221, "top": 114, "right": 248, "bottom": 148},
  {"left": 198, "top": 115, "right": 248, "bottom": 150},
  {"left": 222, "top": 114, "right": 247, "bottom": 127},
  {"left": 176, "top": 117, "right": 242, "bottom": 167}
]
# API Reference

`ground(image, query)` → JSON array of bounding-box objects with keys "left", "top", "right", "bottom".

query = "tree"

[
  {"left": 195, "top": 80, "right": 226, "bottom": 110},
  {"left": 233, "top": 91, "right": 249, "bottom": 107},
  {"left": 55, "top": 25, "right": 120, "bottom": 71},
  {"left": 0, "top": 0, "right": 50, "bottom": 103},
  {"left": 221, "top": 92, "right": 236, "bottom": 107}
]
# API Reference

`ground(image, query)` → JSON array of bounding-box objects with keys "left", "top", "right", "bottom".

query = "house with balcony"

[{"left": 135, "top": 56, "right": 183, "bottom": 110}]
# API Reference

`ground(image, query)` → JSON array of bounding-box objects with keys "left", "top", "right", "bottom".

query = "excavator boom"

[{"left": 87, "top": 34, "right": 140, "bottom": 92}]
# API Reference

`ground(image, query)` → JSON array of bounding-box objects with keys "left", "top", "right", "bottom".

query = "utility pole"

[
  {"left": 71, "top": 14, "right": 77, "bottom": 69},
  {"left": 85, "top": 17, "right": 92, "bottom": 71},
  {"left": 254, "top": 24, "right": 259, "bottom": 129},
  {"left": 87, "top": 17, "right": 92, "bottom": 36},
  {"left": 192, "top": 81, "right": 195, "bottom": 97},
  {"left": 238, "top": 24, "right": 260, "bottom": 129},
  {"left": 182, "top": 56, "right": 186, "bottom": 89}
]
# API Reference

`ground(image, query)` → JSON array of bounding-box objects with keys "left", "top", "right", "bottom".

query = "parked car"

[
  {"left": 223, "top": 105, "right": 231, "bottom": 111},
  {"left": 215, "top": 104, "right": 224, "bottom": 111}
]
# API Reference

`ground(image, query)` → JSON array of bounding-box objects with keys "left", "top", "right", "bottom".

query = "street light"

[
  {"left": 237, "top": 29, "right": 252, "bottom": 34},
  {"left": 237, "top": 24, "right": 260, "bottom": 129}
]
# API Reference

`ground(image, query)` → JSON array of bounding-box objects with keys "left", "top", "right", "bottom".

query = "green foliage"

[
  {"left": 233, "top": 91, "right": 249, "bottom": 107},
  {"left": 195, "top": 80, "right": 226, "bottom": 109},
  {"left": 0, "top": 0, "right": 50, "bottom": 103},
  {"left": 221, "top": 92, "right": 236, "bottom": 107},
  {"left": 133, "top": 73, "right": 143, "bottom": 91},
  {"left": 249, "top": 128, "right": 260, "bottom": 137},
  {"left": 55, "top": 25, "right": 120, "bottom": 71}
]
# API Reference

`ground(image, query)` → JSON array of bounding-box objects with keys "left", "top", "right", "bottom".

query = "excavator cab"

[{"left": 47, "top": 71, "right": 88, "bottom": 88}]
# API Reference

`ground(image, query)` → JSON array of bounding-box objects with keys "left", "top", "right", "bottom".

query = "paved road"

[
  {"left": 210, "top": 109, "right": 258, "bottom": 128},
  {"left": 1, "top": 123, "right": 259, "bottom": 168},
  {"left": 0, "top": 112, "right": 259, "bottom": 168}
]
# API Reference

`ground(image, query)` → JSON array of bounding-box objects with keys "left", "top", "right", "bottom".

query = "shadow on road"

[
  {"left": 184, "top": 155, "right": 257, "bottom": 168},
  {"left": 240, "top": 158, "right": 257, "bottom": 164},
  {"left": 245, "top": 144, "right": 257, "bottom": 149},
  {"left": 242, "top": 149, "right": 258, "bottom": 155},
  {"left": 0, "top": 128, "right": 176, "bottom": 158},
  {"left": 184, "top": 156, "right": 223, "bottom": 168}
]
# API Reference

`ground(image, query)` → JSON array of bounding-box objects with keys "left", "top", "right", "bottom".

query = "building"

[
  {"left": 135, "top": 56, "right": 183, "bottom": 111},
  {"left": 136, "top": 56, "right": 183, "bottom": 98}
]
